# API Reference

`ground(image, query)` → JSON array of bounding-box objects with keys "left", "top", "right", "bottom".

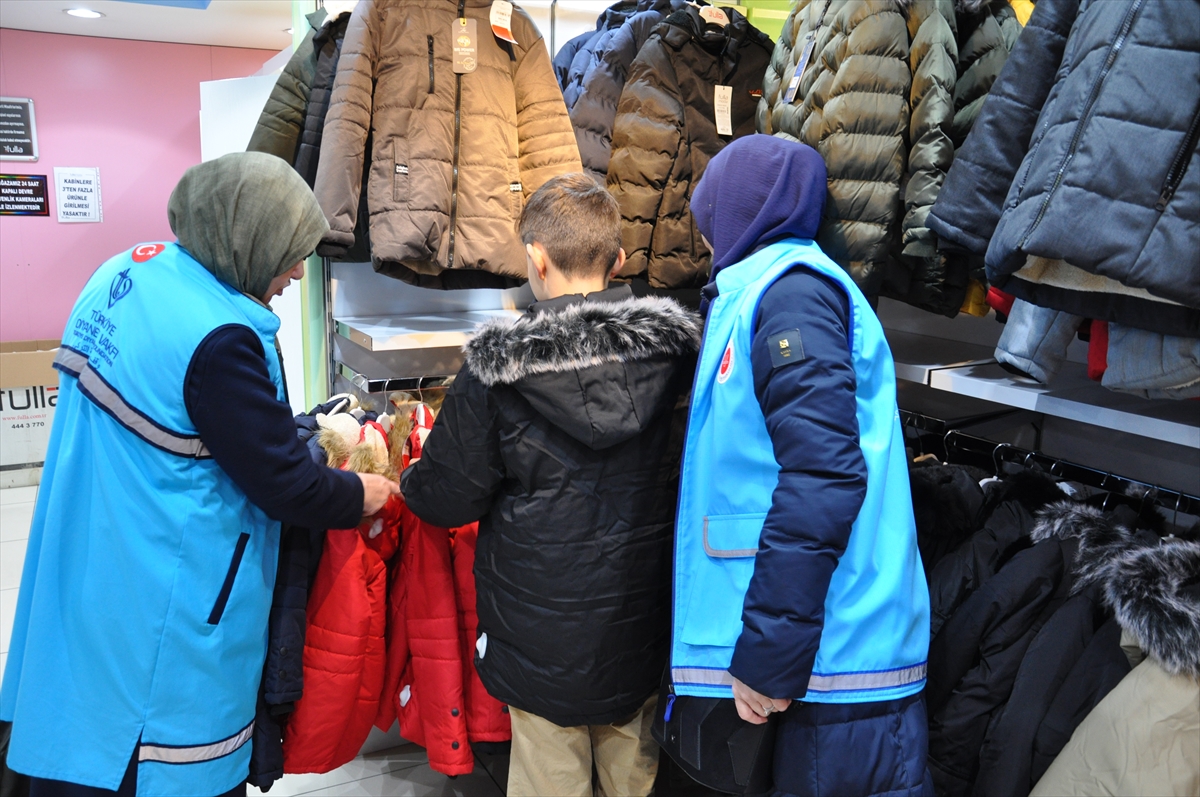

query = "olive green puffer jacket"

[{"left": 759, "top": 0, "right": 959, "bottom": 298}]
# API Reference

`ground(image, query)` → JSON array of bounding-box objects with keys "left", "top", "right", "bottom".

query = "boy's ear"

[
  {"left": 527, "top": 242, "right": 550, "bottom": 282},
  {"left": 610, "top": 248, "right": 626, "bottom": 279}
]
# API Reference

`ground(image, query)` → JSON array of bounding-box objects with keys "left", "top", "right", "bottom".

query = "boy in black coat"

[{"left": 400, "top": 174, "right": 701, "bottom": 797}]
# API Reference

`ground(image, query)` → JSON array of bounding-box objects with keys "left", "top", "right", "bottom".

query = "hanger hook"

[{"left": 1174, "top": 491, "right": 1184, "bottom": 528}]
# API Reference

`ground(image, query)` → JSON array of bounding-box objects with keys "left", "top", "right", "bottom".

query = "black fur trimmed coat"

[{"left": 400, "top": 288, "right": 700, "bottom": 726}]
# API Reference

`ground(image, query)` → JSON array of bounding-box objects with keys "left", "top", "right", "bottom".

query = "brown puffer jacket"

[
  {"left": 758, "top": 0, "right": 958, "bottom": 298},
  {"left": 314, "top": 0, "right": 581, "bottom": 288},
  {"left": 608, "top": 6, "right": 773, "bottom": 289}
]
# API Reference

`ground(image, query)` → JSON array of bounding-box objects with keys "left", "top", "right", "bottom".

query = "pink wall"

[{"left": 0, "top": 29, "right": 276, "bottom": 340}]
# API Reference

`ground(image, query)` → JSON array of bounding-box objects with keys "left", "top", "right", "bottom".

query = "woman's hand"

[
  {"left": 732, "top": 676, "right": 791, "bottom": 725},
  {"left": 358, "top": 473, "right": 401, "bottom": 516}
]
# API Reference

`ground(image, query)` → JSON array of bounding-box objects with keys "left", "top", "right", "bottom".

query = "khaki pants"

[{"left": 507, "top": 695, "right": 659, "bottom": 797}]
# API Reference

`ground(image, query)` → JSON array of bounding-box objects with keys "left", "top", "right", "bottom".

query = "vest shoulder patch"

[{"left": 767, "top": 329, "right": 805, "bottom": 369}]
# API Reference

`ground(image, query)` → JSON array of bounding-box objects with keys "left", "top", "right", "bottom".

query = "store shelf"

[
  {"left": 335, "top": 309, "right": 521, "bottom": 352},
  {"left": 887, "top": 330, "right": 1200, "bottom": 449}
]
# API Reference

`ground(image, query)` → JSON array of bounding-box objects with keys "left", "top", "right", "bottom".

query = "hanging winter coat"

[
  {"left": 247, "top": 8, "right": 329, "bottom": 163},
  {"left": 282, "top": 420, "right": 404, "bottom": 775},
  {"left": 608, "top": 6, "right": 773, "bottom": 289},
  {"left": 292, "top": 11, "right": 353, "bottom": 188},
  {"left": 375, "top": 408, "right": 509, "bottom": 777},
  {"left": 971, "top": 503, "right": 1157, "bottom": 797},
  {"left": 313, "top": 0, "right": 581, "bottom": 289},
  {"left": 1031, "top": 538, "right": 1200, "bottom": 797},
  {"left": 883, "top": 0, "right": 1021, "bottom": 317},
  {"left": 557, "top": 1, "right": 639, "bottom": 106},
  {"left": 758, "top": 0, "right": 958, "bottom": 301},
  {"left": 567, "top": 0, "right": 686, "bottom": 179},
  {"left": 926, "top": 503, "right": 1084, "bottom": 797},
  {"left": 934, "top": 0, "right": 1200, "bottom": 336}
]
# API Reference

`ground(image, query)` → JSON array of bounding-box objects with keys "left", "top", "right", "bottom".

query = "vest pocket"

[
  {"left": 679, "top": 514, "right": 765, "bottom": 648},
  {"left": 208, "top": 532, "right": 250, "bottom": 625}
]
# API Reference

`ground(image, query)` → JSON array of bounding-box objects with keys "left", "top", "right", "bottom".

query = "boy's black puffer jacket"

[
  {"left": 608, "top": 6, "right": 773, "bottom": 290},
  {"left": 401, "top": 289, "right": 700, "bottom": 726}
]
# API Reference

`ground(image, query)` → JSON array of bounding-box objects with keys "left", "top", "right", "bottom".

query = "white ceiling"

[
  {"left": 0, "top": 0, "right": 295, "bottom": 50},
  {"left": 0, "top": 0, "right": 618, "bottom": 53}
]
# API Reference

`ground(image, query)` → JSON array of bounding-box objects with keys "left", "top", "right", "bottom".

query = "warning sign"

[{"left": 0, "top": 174, "right": 49, "bottom": 216}]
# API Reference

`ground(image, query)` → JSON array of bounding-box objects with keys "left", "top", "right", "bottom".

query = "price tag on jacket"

[
  {"left": 490, "top": 0, "right": 518, "bottom": 44},
  {"left": 783, "top": 35, "right": 817, "bottom": 104},
  {"left": 715, "top": 85, "right": 733, "bottom": 136},
  {"left": 699, "top": 6, "right": 729, "bottom": 27},
  {"left": 452, "top": 18, "right": 478, "bottom": 74}
]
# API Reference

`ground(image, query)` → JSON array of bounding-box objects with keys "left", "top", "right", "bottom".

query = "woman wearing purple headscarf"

[{"left": 670, "top": 135, "right": 932, "bottom": 797}]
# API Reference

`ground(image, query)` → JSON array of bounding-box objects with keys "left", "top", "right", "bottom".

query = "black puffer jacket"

[
  {"left": 292, "top": 11, "right": 352, "bottom": 188},
  {"left": 608, "top": 6, "right": 772, "bottom": 289},
  {"left": 968, "top": 503, "right": 1158, "bottom": 797},
  {"left": 401, "top": 289, "right": 700, "bottom": 726},
  {"left": 927, "top": 506, "right": 1083, "bottom": 796}
]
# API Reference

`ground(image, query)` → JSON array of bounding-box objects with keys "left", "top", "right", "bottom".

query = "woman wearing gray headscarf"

[{"left": 0, "top": 153, "right": 397, "bottom": 797}]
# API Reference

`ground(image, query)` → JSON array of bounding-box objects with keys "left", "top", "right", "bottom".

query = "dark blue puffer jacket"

[
  {"left": 555, "top": 2, "right": 639, "bottom": 97},
  {"left": 933, "top": 0, "right": 1200, "bottom": 337},
  {"left": 567, "top": 0, "right": 686, "bottom": 178}
]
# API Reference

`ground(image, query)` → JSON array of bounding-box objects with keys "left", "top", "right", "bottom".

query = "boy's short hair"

[{"left": 519, "top": 174, "right": 621, "bottom": 280}]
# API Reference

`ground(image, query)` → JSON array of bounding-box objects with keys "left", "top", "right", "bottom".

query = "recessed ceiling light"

[{"left": 64, "top": 8, "right": 105, "bottom": 18}]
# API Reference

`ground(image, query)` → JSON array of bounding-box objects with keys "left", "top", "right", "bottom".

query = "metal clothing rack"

[{"left": 899, "top": 409, "right": 1200, "bottom": 519}]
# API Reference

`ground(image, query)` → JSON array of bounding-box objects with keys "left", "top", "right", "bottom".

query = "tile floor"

[{"left": 0, "top": 484, "right": 511, "bottom": 796}]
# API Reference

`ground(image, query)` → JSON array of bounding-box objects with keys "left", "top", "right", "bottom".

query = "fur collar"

[
  {"left": 464, "top": 296, "right": 702, "bottom": 387},
  {"left": 1034, "top": 501, "right": 1200, "bottom": 676},
  {"left": 1105, "top": 540, "right": 1200, "bottom": 678}
]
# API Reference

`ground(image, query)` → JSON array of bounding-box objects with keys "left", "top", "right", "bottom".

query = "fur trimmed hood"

[
  {"left": 465, "top": 296, "right": 701, "bottom": 387},
  {"left": 464, "top": 295, "right": 701, "bottom": 450},
  {"left": 1033, "top": 500, "right": 1200, "bottom": 677},
  {"left": 1106, "top": 541, "right": 1200, "bottom": 678}
]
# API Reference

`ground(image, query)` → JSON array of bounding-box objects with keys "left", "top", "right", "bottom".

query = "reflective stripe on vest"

[
  {"left": 671, "top": 663, "right": 928, "bottom": 694},
  {"left": 54, "top": 346, "right": 211, "bottom": 459},
  {"left": 138, "top": 720, "right": 254, "bottom": 765}
]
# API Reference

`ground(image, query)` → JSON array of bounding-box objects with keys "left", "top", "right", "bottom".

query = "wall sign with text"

[
  {"left": 0, "top": 174, "right": 49, "bottom": 216},
  {"left": 54, "top": 167, "right": 103, "bottom": 223},
  {"left": 0, "top": 98, "right": 39, "bottom": 162}
]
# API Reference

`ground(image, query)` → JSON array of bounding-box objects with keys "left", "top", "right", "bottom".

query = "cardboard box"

[{"left": 1, "top": 340, "right": 60, "bottom": 488}]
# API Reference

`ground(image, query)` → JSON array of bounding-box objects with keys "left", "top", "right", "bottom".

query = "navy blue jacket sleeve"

[
  {"left": 927, "top": 0, "right": 1080, "bottom": 255},
  {"left": 400, "top": 366, "right": 505, "bottom": 529},
  {"left": 185, "top": 324, "right": 363, "bottom": 530},
  {"left": 727, "top": 268, "right": 868, "bottom": 699}
]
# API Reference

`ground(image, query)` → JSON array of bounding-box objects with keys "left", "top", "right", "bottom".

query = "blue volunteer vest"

[
  {"left": 672, "top": 239, "right": 929, "bottom": 704},
  {"left": 0, "top": 243, "right": 285, "bottom": 794}
]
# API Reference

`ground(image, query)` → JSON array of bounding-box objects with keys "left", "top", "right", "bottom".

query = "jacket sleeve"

[
  {"left": 927, "top": 0, "right": 1081, "bottom": 255},
  {"left": 607, "top": 40, "right": 684, "bottom": 280},
  {"left": 554, "top": 30, "right": 594, "bottom": 92},
  {"left": 569, "top": 14, "right": 657, "bottom": 177},
  {"left": 246, "top": 28, "right": 318, "bottom": 163},
  {"left": 185, "top": 325, "right": 364, "bottom": 531},
  {"left": 312, "top": 0, "right": 378, "bottom": 257},
  {"left": 727, "top": 268, "right": 868, "bottom": 699},
  {"left": 513, "top": 17, "right": 584, "bottom": 198},
  {"left": 400, "top": 368, "right": 505, "bottom": 530},
  {"left": 900, "top": 0, "right": 959, "bottom": 260}
]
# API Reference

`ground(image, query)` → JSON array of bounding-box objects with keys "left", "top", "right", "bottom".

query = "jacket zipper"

[
  {"left": 427, "top": 35, "right": 435, "bottom": 94},
  {"left": 448, "top": 0, "right": 467, "bottom": 269},
  {"left": 1019, "top": 0, "right": 1144, "bottom": 248},
  {"left": 1156, "top": 99, "right": 1200, "bottom": 211}
]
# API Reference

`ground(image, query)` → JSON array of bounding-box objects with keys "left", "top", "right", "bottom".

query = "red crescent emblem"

[
  {"left": 131, "top": 243, "right": 165, "bottom": 263},
  {"left": 717, "top": 341, "right": 735, "bottom": 384}
]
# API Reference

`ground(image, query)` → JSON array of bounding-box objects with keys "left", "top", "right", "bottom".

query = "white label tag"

[
  {"left": 715, "top": 85, "right": 733, "bottom": 136},
  {"left": 699, "top": 5, "right": 729, "bottom": 27},
  {"left": 490, "top": 0, "right": 518, "bottom": 43}
]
